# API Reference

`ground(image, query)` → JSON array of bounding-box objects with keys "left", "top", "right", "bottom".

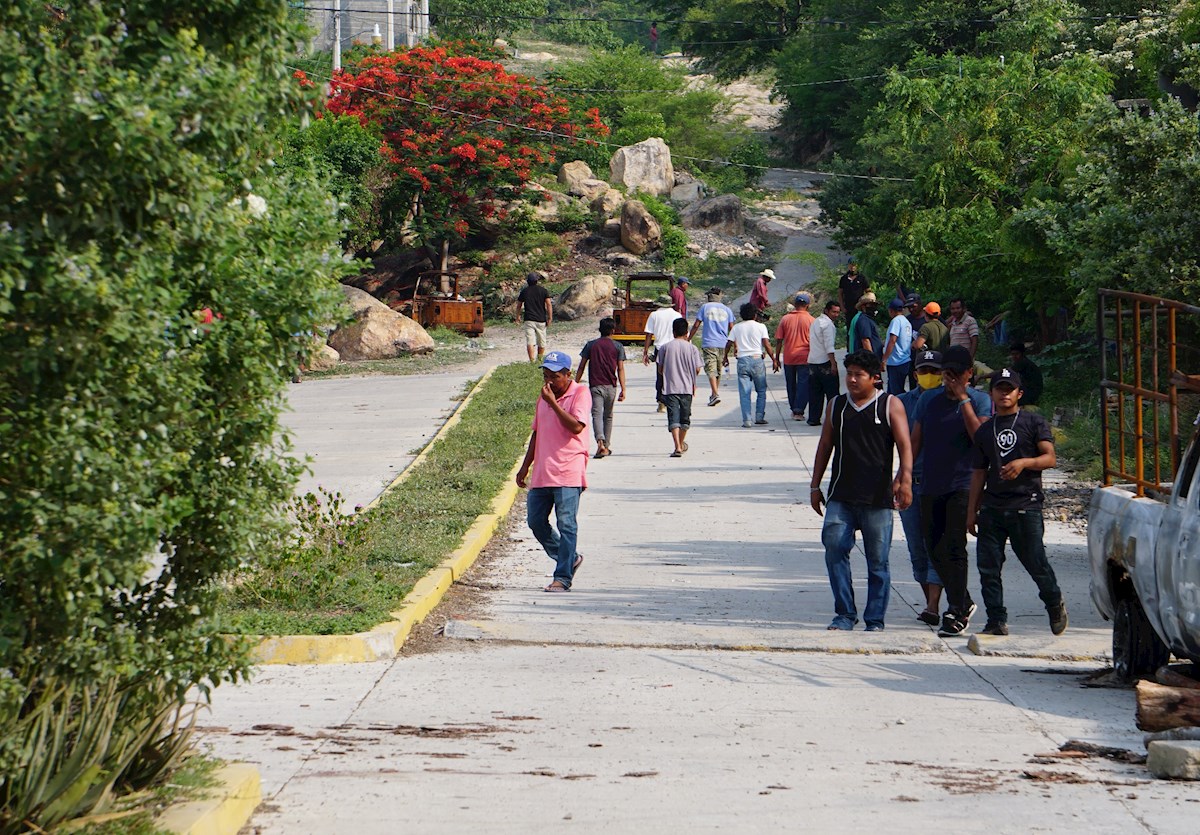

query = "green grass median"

[{"left": 218, "top": 362, "right": 543, "bottom": 636}]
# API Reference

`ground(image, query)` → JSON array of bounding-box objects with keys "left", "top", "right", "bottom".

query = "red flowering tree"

[{"left": 307, "top": 43, "right": 607, "bottom": 261}]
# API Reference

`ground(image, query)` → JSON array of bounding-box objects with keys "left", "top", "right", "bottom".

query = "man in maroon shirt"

[
  {"left": 670, "top": 276, "right": 689, "bottom": 319},
  {"left": 575, "top": 317, "right": 627, "bottom": 459},
  {"left": 751, "top": 268, "right": 774, "bottom": 320}
]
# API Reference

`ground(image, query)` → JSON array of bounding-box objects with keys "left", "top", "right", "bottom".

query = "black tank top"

[{"left": 828, "top": 392, "right": 895, "bottom": 509}]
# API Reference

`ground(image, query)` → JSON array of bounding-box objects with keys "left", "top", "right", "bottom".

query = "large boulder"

[
  {"left": 308, "top": 342, "right": 340, "bottom": 372},
  {"left": 680, "top": 194, "right": 745, "bottom": 235},
  {"left": 591, "top": 188, "right": 623, "bottom": 217},
  {"left": 558, "top": 161, "right": 594, "bottom": 192},
  {"left": 572, "top": 178, "right": 610, "bottom": 202},
  {"left": 328, "top": 285, "right": 434, "bottom": 360},
  {"left": 601, "top": 218, "right": 622, "bottom": 238},
  {"left": 670, "top": 182, "right": 703, "bottom": 205},
  {"left": 609, "top": 138, "right": 675, "bottom": 197},
  {"left": 556, "top": 274, "right": 615, "bottom": 321},
  {"left": 620, "top": 199, "right": 662, "bottom": 255}
]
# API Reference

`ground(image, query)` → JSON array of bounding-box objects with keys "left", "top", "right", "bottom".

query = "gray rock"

[
  {"left": 571, "top": 178, "right": 610, "bottom": 202},
  {"left": 674, "top": 170, "right": 697, "bottom": 185},
  {"left": 620, "top": 199, "right": 662, "bottom": 255},
  {"left": 556, "top": 274, "right": 615, "bottom": 321},
  {"left": 1147, "top": 740, "right": 1200, "bottom": 779},
  {"left": 670, "top": 182, "right": 703, "bottom": 205},
  {"left": 680, "top": 194, "right": 744, "bottom": 235},
  {"left": 601, "top": 218, "right": 622, "bottom": 238},
  {"left": 558, "top": 160, "right": 594, "bottom": 192},
  {"left": 328, "top": 285, "right": 434, "bottom": 360},
  {"left": 604, "top": 249, "right": 641, "bottom": 268},
  {"left": 609, "top": 137, "right": 674, "bottom": 197},
  {"left": 524, "top": 184, "right": 578, "bottom": 224}
]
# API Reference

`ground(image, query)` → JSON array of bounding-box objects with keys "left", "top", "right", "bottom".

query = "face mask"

[{"left": 917, "top": 372, "right": 942, "bottom": 390}]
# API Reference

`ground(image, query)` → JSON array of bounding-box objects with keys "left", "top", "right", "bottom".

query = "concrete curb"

[
  {"left": 159, "top": 762, "right": 261, "bottom": 835},
  {"left": 250, "top": 366, "right": 521, "bottom": 665}
]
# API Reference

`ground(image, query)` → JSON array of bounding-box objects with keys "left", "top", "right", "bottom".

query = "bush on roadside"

[{"left": 0, "top": 4, "right": 346, "bottom": 830}]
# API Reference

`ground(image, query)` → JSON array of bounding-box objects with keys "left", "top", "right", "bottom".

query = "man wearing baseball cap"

[
  {"left": 671, "top": 276, "right": 691, "bottom": 319},
  {"left": 773, "top": 292, "right": 815, "bottom": 419},
  {"left": 966, "top": 367, "right": 1067, "bottom": 636},
  {"left": 516, "top": 351, "right": 592, "bottom": 592},
  {"left": 912, "top": 301, "right": 949, "bottom": 354},
  {"left": 910, "top": 344, "right": 993, "bottom": 636},
  {"left": 882, "top": 297, "right": 914, "bottom": 394}
]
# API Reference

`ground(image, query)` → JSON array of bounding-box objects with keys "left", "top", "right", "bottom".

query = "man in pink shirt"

[{"left": 516, "top": 351, "right": 593, "bottom": 592}]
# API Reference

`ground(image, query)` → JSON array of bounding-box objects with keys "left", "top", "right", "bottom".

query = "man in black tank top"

[{"left": 809, "top": 351, "right": 913, "bottom": 631}]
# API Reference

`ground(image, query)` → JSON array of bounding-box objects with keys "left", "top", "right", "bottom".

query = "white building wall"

[{"left": 304, "top": 1, "right": 429, "bottom": 53}]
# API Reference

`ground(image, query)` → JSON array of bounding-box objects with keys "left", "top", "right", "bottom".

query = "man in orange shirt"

[{"left": 773, "top": 292, "right": 815, "bottom": 420}]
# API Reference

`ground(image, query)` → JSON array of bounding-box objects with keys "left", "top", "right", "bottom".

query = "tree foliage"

[
  {"left": 434, "top": 0, "right": 550, "bottom": 41},
  {"left": 1, "top": 1, "right": 346, "bottom": 827},
  {"left": 317, "top": 43, "right": 607, "bottom": 254}
]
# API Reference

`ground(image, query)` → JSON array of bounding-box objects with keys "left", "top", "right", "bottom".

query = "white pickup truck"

[{"left": 1088, "top": 422, "right": 1200, "bottom": 680}]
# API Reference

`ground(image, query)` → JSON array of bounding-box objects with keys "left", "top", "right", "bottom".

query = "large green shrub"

[{"left": 0, "top": 2, "right": 346, "bottom": 829}]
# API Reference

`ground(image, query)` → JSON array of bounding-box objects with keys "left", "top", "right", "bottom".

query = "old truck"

[
  {"left": 610, "top": 270, "right": 675, "bottom": 345},
  {"left": 1088, "top": 289, "right": 1200, "bottom": 680},
  {"left": 407, "top": 270, "right": 484, "bottom": 336}
]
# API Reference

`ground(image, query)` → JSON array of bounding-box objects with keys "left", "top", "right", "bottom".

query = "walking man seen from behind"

[
  {"left": 689, "top": 287, "right": 736, "bottom": 406},
  {"left": 576, "top": 317, "right": 626, "bottom": 460},
  {"left": 657, "top": 317, "right": 704, "bottom": 457},
  {"left": 806, "top": 300, "right": 841, "bottom": 425},
  {"left": 515, "top": 272, "right": 553, "bottom": 363},
  {"left": 725, "top": 302, "right": 776, "bottom": 427},
  {"left": 810, "top": 350, "right": 913, "bottom": 631},
  {"left": 773, "top": 292, "right": 815, "bottom": 420}
]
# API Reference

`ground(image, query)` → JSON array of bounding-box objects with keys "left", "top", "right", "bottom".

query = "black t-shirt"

[
  {"left": 828, "top": 392, "right": 895, "bottom": 508},
  {"left": 839, "top": 272, "right": 869, "bottom": 312},
  {"left": 971, "top": 410, "right": 1053, "bottom": 509},
  {"left": 518, "top": 284, "right": 550, "bottom": 323}
]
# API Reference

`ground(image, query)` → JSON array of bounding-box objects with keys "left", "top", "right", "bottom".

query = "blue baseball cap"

[
  {"left": 541, "top": 351, "right": 572, "bottom": 372},
  {"left": 794, "top": 292, "right": 812, "bottom": 305}
]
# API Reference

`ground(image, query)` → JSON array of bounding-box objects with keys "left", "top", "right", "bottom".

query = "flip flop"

[
  {"left": 544, "top": 582, "right": 570, "bottom": 592},
  {"left": 681, "top": 442, "right": 688, "bottom": 453},
  {"left": 670, "top": 450, "right": 682, "bottom": 458},
  {"left": 573, "top": 554, "right": 583, "bottom": 574}
]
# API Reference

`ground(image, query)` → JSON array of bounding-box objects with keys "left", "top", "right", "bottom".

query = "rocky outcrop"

[
  {"left": 609, "top": 138, "right": 674, "bottom": 197},
  {"left": 591, "top": 188, "right": 623, "bottom": 217},
  {"left": 525, "top": 184, "right": 579, "bottom": 224},
  {"left": 328, "top": 286, "right": 434, "bottom": 360},
  {"left": 558, "top": 161, "right": 594, "bottom": 192},
  {"left": 620, "top": 199, "right": 662, "bottom": 255},
  {"left": 680, "top": 194, "right": 744, "bottom": 235},
  {"left": 556, "top": 274, "right": 615, "bottom": 320},
  {"left": 601, "top": 218, "right": 622, "bottom": 238},
  {"left": 572, "top": 178, "right": 610, "bottom": 202}
]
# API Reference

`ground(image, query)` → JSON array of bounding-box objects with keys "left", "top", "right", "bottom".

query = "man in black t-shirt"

[
  {"left": 838, "top": 258, "right": 869, "bottom": 321},
  {"left": 515, "top": 272, "right": 553, "bottom": 362},
  {"left": 966, "top": 368, "right": 1067, "bottom": 636}
]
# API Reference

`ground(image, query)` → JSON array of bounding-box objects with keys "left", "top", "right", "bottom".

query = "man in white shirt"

[
  {"left": 724, "top": 302, "right": 777, "bottom": 427},
  {"left": 806, "top": 300, "right": 841, "bottom": 425},
  {"left": 643, "top": 295, "right": 683, "bottom": 412}
]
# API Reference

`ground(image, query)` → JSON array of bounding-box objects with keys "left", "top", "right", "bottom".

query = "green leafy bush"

[
  {"left": 661, "top": 226, "right": 690, "bottom": 268},
  {"left": 0, "top": 3, "right": 346, "bottom": 829}
]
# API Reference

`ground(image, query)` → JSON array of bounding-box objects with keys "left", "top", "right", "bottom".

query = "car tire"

[{"left": 1113, "top": 594, "right": 1171, "bottom": 683}]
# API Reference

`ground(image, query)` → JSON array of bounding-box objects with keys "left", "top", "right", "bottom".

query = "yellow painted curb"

[
  {"left": 250, "top": 366, "right": 525, "bottom": 665},
  {"left": 159, "top": 763, "right": 261, "bottom": 835}
]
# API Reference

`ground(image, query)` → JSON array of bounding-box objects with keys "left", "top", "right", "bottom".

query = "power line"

[{"left": 287, "top": 64, "right": 916, "bottom": 182}]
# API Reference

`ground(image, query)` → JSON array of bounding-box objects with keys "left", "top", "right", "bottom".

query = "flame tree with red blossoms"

[{"left": 308, "top": 43, "right": 608, "bottom": 260}]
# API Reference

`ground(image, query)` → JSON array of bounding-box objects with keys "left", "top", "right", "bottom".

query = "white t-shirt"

[
  {"left": 729, "top": 320, "right": 769, "bottom": 356},
  {"left": 809, "top": 314, "right": 836, "bottom": 363},
  {"left": 645, "top": 307, "right": 682, "bottom": 347}
]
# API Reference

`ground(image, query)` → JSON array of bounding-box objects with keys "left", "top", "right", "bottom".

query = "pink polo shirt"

[{"left": 530, "top": 381, "right": 592, "bottom": 488}]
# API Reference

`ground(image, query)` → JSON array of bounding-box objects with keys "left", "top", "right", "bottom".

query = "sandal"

[
  {"left": 669, "top": 450, "right": 682, "bottom": 458},
  {"left": 572, "top": 554, "right": 583, "bottom": 574},
  {"left": 544, "top": 581, "right": 570, "bottom": 592},
  {"left": 681, "top": 442, "right": 688, "bottom": 453},
  {"left": 917, "top": 610, "right": 940, "bottom": 626}
]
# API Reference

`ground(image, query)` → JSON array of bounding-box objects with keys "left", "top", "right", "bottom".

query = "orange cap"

[{"left": 924, "top": 301, "right": 941, "bottom": 316}]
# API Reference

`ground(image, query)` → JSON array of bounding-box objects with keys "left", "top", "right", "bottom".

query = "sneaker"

[
  {"left": 708, "top": 394, "right": 719, "bottom": 406},
  {"left": 865, "top": 624, "right": 885, "bottom": 632},
  {"left": 938, "top": 617, "right": 967, "bottom": 637},
  {"left": 962, "top": 601, "right": 977, "bottom": 628},
  {"left": 980, "top": 621, "right": 1009, "bottom": 636},
  {"left": 755, "top": 418, "right": 769, "bottom": 425},
  {"left": 742, "top": 421, "right": 752, "bottom": 428},
  {"left": 1048, "top": 601, "right": 1068, "bottom": 635}
]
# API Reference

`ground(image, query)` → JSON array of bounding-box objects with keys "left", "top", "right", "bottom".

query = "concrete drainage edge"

[
  {"left": 248, "top": 365, "right": 522, "bottom": 665},
  {"left": 159, "top": 762, "right": 261, "bottom": 835}
]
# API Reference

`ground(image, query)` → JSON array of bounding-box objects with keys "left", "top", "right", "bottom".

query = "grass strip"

[{"left": 218, "top": 362, "right": 543, "bottom": 635}]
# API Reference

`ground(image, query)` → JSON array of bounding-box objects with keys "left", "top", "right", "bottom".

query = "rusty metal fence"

[{"left": 1098, "top": 289, "right": 1200, "bottom": 496}]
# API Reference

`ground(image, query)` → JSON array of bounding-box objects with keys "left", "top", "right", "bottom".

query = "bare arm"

[
  {"left": 617, "top": 359, "right": 627, "bottom": 401},
  {"left": 642, "top": 332, "right": 653, "bottom": 365},
  {"left": 516, "top": 431, "right": 537, "bottom": 488},
  {"left": 574, "top": 357, "right": 589, "bottom": 384},
  {"left": 888, "top": 395, "right": 913, "bottom": 510},
  {"left": 541, "top": 384, "right": 585, "bottom": 435},
  {"left": 545, "top": 298, "right": 553, "bottom": 326},
  {"left": 762, "top": 337, "right": 776, "bottom": 364},
  {"left": 912, "top": 333, "right": 927, "bottom": 352},
  {"left": 966, "top": 469, "right": 987, "bottom": 537},
  {"left": 968, "top": 334, "right": 977, "bottom": 358},
  {"left": 1000, "top": 439, "right": 1056, "bottom": 481},
  {"left": 688, "top": 319, "right": 701, "bottom": 341},
  {"left": 809, "top": 401, "right": 837, "bottom": 516}
]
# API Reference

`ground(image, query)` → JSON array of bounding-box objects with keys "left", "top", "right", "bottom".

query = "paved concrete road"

[{"left": 203, "top": 356, "right": 1198, "bottom": 833}]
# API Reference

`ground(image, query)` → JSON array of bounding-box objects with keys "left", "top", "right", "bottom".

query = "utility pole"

[
  {"left": 332, "top": 0, "right": 342, "bottom": 71},
  {"left": 386, "top": 0, "right": 395, "bottom": 51}
]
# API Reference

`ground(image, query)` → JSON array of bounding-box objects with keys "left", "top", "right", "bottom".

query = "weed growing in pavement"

[{"left": 219, "top": 363, "right": 543, "bottom": 635}]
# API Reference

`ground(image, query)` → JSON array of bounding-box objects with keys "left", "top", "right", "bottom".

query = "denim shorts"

[{"left": 663, "top": 393, "right": 693, "bottom": 430}]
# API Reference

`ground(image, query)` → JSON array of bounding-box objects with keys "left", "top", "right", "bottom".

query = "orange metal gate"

[{"left": 1098, "top": 289, "right": 1200, "bottom": 496}]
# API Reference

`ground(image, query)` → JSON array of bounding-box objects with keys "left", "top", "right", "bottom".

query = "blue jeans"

[
  {"left": 736, "top": 356, "right": 767, "bottom": 423},
  {"left": 899, "top": 496, "right": 940, "bottom": 586},
  {"left": 886, "top": 361, "right": 911, "bottom": 394},
  {"left": 976, "top": 506, "right": 1062, "bottom": 624},
  {"left": 783, "top": 364, "right": 811, "bottom": 416},
  {"left": 527, "top": 486, "right": 582, "bottom": 588},
  {"left": 821, "top": 500, "right": 894, "bottom": 629}
]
